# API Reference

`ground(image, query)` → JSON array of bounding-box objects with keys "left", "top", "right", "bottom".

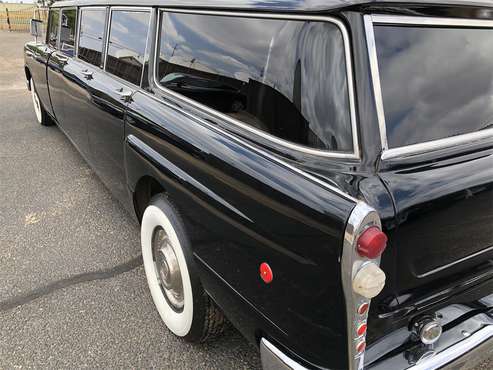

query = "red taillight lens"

[
  {"left": 357, "top": 302, "right": 369, "bottom": 315},
  {"left": 356, "top": 340, "right": 366, "bottom": 354},
  {"left": 357, "top": 323, "right": 367, "bottom": 337},
  {"left": 357, "top": 227, "right": 388, "bottom": 259}
]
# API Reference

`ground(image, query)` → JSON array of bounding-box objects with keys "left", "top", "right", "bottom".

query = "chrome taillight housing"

[{"left": 342, "top": 203, "right": 388, "bottom": 370}]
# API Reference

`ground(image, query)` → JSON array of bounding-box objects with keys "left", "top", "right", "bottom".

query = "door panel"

[
  {"left": 26, "top": 43, "right": 55, "bottom": 117},
  {"left": 46, "top": 51, "right": 68, "bottom": 126},
  {"left": 31, "top": 7, "right": 60, "bottom": 118},
  {"left": 85, "top": 71, "right": 134, "bottom": 205},
  {"left": 58, "top": 58, "right": 95, "bottom": 159}
]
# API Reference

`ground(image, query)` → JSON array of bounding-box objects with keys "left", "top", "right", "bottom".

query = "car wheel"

[
  {"left": 141, "top": 194, "right": 225, "bottom": 342},
  {"left": 30, "top": 78, "right": 53, "bottom": 126}
]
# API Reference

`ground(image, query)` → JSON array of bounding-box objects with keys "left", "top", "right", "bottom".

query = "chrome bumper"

[
  {"left": 368, "top": 294, "right": 493, "bottom": 370},
  {"left": 261, "top": 294, "right": 493, "bottom": 370},
  {"left": 260, "top": 338, "right": 307, "bottom": 370},
  {"left": 410, "top": 326, "right": 493, "bottom": 370}
]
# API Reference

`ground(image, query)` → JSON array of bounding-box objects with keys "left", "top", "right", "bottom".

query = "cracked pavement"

[{"left": 0, "top": 31, "right": 260, "bottom": 369}]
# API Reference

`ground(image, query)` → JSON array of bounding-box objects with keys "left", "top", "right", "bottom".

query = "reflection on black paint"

[
  {"left": 157, "top": 12, "right": 353, "bottom": 152},
  {"left": 78, "top": 9, "right": 106, "bottom": 68},
  {"left": 375, "top": 25, "right": 493, "bottom": 148},
  {"left": 106, "top": 11, "right": 150, "bottom": 86}
]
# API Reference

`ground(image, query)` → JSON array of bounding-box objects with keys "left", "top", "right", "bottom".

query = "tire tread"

[{"left": 200, "top": 293, "right": 226, "bottom": 342}]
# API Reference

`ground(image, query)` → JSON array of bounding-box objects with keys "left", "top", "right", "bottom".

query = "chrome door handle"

[
  {"left": 115, "top": 88, "right": 133, "bottom": 101},
  {"left": 81, "top": 69, "right": 93, "bottom": 78},
  {"left": 54, "top": 52, "right": 69, "bottom": 63}
]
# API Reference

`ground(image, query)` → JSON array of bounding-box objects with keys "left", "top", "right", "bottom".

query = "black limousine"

[{"left": 24, "top": 0, "right": 493, "bottom": 369}]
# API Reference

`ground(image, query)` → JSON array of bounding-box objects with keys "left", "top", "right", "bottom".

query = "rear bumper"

[
  {"left": 260, "top": 296, "right": 493, "bottom": 370},
  {"left": 410, "top": 326, "right": 493, "bottom": 370},
  {"left": 368, "top": 293, "right": 493, "bottom": 370},
  {"left": 441, "top": 332, "right": 493, "bottom": 370},
  {"left": 261, "top": 330, "right": 492, "bottom": 370}
]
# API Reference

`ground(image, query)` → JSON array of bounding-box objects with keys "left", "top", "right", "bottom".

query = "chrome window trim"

[
  {"left": 140, "top": 9, "right": 154, "bottom": 87},
  {"left": 59, "top": 7, "right": 78, "bottom": 56},
  {"left": 57, "top": 7, "right": 62, "bottom": 49},
  {"left": 47, "top": 8, "right": 61, "bottom": 49},
  {"left": 365, "top": 14, "right": 493, "bottom": 161},
  {"left": 71, "top": 6, "right": 357, "bottom": 203},
  {"left": 137, "top": 88, "right": 358, "bottom": 203},
  {"left": 74, "top": 6, "right": 151, "bottom": 91},
  {"left": 75, "top": 6, "right": 79, "bottom": 58},
  {"left": 153, "top": 9, "right": 360, "bottom": 160},
  {"left": 416, "top": 244, "right": 493, "bottom": 278},
  {"left": 104, "top": 6, "right": 152, "bottom": 73},
  {"left": 103, "top": 6, "right": 111, "bottom": 70}
]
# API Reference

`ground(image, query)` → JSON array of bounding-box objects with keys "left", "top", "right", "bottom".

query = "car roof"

[{"left": 51, "top": 0, "right": 493, "bottom": 12}]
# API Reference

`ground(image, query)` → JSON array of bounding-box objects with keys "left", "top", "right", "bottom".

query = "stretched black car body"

[{"left": 24, "top": 1, "right": 493, "bottom": 369}]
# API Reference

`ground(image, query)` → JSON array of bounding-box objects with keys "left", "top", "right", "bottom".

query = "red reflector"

[
  {"left": 356, "top": 340, "right": 366, "bottom": 354},
  {"left": 357, "top": 303, "right": 369, "bottom": 315},
  {"left": 357, "top": 227, "right": 388, "bottom": 259},
  {"left": 260, "top": 262, "right": 273, "bottom": 284},
  {"left": 357, "top": 323, "right": 367, "bottom": 337}
]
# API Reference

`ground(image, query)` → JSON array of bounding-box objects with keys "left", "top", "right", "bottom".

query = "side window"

[
  {"left": 156, "top": 12, "right": 354, "bottom": 153},
  {"left": 105, "top": 10, "right": 151, "bottom": 85},
  {"left": 78, "top": 8, "right": 106, "bottom": 68},
  {"left": 47, "top": 9, "right": 60, "bottom": 48},
  {"left": 60, "top": 9, "right": 77, "bottom": 56},
  {"left": 374, "top": 25, "right": 493, "bottom": 148}
]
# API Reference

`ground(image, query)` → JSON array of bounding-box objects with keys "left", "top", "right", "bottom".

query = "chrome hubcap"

[{"left": 152, "top": 227, "right": 184, "bottom": 311}]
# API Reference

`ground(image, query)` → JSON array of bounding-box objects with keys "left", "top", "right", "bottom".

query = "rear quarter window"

[
  {"left": 374, "top": 25, "right": 493, "bottom": 148},
  {"left": 156, "top": 12, "right": 354, "bottom": 153}
]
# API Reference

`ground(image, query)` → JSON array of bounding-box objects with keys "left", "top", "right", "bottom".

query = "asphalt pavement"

[
  {"left": 0, "top": 31, "right": 491, "bottom": 370},
  {"left": 0, "top": 31, "right": 260, "bottom": 369}
]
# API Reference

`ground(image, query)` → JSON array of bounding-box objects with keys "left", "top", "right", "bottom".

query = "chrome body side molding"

[{"left": 260, "top": 338, "right": 307, "bottom": 370}]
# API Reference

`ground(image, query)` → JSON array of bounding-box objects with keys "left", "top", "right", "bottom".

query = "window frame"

[
  {"left": 76, "top": 6, "right": 109, "bottom": 69},
  {"left": 46, "top": 8, "right": 61, "bottom": 49},
  {"left": 59, "top": 7, "right": 78, "bottom": 56},
  {"left": 103, "top": 6, "right": 153, "bottom": 87},
  {"left": 365, "top": 14, "right": 493, "bottom": 161},
  {"left": 153, "top": 9, "right": 360, "bottom": 159}
]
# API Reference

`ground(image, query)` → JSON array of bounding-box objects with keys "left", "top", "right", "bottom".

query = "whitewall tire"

[
  {"left": 30, "top": 78, "right": 53, "bottom": 126},
  {"left": 141, "top": 194, "right": 225, "bottom": 342},
  {"left": 31, "top": 78, "right": 42, "bottom": 124}
]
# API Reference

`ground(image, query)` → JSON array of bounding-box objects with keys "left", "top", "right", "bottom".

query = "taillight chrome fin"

[{"left": 342, "top": 202, "right": 387, "bottom": 370}]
